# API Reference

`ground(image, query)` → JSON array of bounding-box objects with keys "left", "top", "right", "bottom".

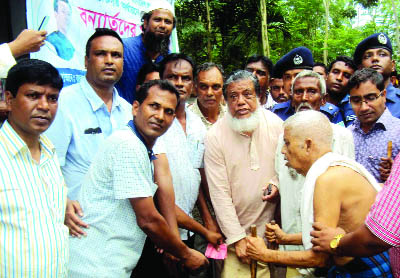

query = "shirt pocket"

[{"left": 187, "top": 138, "right": 205, "bottom": 169}]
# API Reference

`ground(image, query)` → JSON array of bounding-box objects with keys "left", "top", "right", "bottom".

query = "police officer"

[
  {"left": 342, "top": 32, "right": 400, "bottom": 126},
  {"left": 272, "top": 47, "right": 342, "bottom": 123}
]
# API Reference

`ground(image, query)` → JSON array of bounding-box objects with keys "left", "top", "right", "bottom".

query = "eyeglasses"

[{"left": 349, "top": 91, "right": 384, "bottom": 106}]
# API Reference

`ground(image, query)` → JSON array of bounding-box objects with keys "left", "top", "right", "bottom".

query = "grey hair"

[
  {"left": 195, "top": 62, "right": 225, "bottom": 81},
  {"left": 223, "top": 70, "right": 260, "bottom": 99},
  {"left": 291, "top": 70, "right": 326, "bottom": 97},
  {"left": 284, "top": 110, "right": 332, "bottom": 148}
]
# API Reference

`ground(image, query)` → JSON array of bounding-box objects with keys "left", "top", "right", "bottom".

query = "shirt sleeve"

[
  {"left": 204, "top": 132, "right": 246, "bottom": 245},
  {"left": 111, "top": 138, "right": 155, "bottom": 200},
  {"left": 0, "top": 43, "right": 16, "bottom": 78},
  {"left": 365, "top": 153, "right": 400, "bottom": 247}
]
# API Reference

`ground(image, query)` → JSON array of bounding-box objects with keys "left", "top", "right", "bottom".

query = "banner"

[{"left": 27, "top": 0, "right": 177, "bottom": 87}]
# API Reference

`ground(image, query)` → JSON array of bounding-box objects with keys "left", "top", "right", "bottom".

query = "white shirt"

[
  {"left": 155, "top": 108, "right": 206, "bottom": 239},
  {"left": 68, "top": 127, "right": 157, "bottom": 278},
  {"left": 0, "top": 43, "right": 16, "bottom": 78}
]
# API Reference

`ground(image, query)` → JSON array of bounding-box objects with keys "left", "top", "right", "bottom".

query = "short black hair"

[
  {"left": 313, "top": 62, "right": 328, "bottom": 75},
  {"left": 245, "top": 55, "right": 273, "bottom": 76},
  {"left": 159, "top": 53, "right": 196, "bottom": 78},
  {"left": 85, "top": 28, "right": 123, "bottom": 57},
  {"left": 141, "top": 10, "right": 176, "bottom": 31},
  {"left": 195, "top": 62, "right": 225, "bottom": 81},
  {"left": 136, "top": 63, "right": 160, "bottom": 87},
  {"left": 54, "top": 0, "right": 69, "bottom": 12},
  {"left": 6, "top": 59, "right": 63, "bottom": 97},
  {"left": 328, "top": 56, "right": 357, "bottom": 72},
  {"left": 135, "top": 79, "right": 180, "bottom": 108},
  {"left": 346, "top": 68, "right": 385, "bottom": 92}
]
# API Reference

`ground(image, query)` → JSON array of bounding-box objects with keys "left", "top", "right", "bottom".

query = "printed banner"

[{"left": 27, "top": 0, "right": 177, "bottom": 87}]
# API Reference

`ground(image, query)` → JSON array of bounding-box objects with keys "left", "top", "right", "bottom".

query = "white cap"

[{"left": 144, "top": 0, "right": 175, "bottom": 16}]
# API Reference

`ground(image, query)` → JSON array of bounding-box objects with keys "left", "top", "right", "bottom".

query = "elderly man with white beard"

[{"left": 204, "top": 70, "right": 283, "bottom": 277}]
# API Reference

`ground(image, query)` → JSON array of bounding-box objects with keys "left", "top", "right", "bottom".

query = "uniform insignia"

[
  {"left": 329, "top": 105, "right": 333, "bottom": 110},
  {"left": 293, "top": 54, "right": 303, "bottom": 65},
  {"left": 378, "top": 33, "right": 387, "bottom": 45}
]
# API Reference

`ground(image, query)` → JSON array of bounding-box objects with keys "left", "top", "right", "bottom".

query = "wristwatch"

[{"left": 330, "top": 234, "right": 345, "bottom": 252}]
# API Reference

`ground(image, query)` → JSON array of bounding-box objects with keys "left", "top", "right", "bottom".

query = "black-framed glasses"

[{"left": 349, "top": 91, "right": 384, "bottom": 106}]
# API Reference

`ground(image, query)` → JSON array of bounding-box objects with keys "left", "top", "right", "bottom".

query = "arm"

[
  {"left": 265, "top": 222, "right": 302, "bottom": 245},
  {"left": 65, "top": 198, "right": 89, "bottom": 237},
  {"left": 8, "top": 29, "right": 47, "bottom": 58},
  {"left": 153, "top": 153, "right": 179, "bottom": 238},
  {"left": 131, "top": 196, "right": 208, "bottom": 270},
  {"left": 175, "top": 205, "right": 223, "bottom": 247}
]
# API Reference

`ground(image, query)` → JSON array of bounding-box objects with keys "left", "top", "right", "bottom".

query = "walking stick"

[
  {"left": 388, "top": 141, "right": 393, "bottom": 159},
  {"left": 268, "top": 220, "right": 279, "bottom": 278},
  {"left": 250, "top": 225, "right": 257, "bottom": 278}
]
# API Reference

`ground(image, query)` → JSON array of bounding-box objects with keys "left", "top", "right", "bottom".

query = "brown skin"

[
  {"left": 8, "top": 29, "right": 47, "bottom": 58},
  {"left": 5, "top": 83, "right": 59, "bottom": 163},
  {"left": 313, "top": 66, "right": 327, "bottom": 79},
  {"left": 270, "top": 78, "right": 289, "bottom": 103},
  {"left": 361, "top": 48, "right": 395, "bottom": 86},
  {"left": 225, "top": 79, "right": 258, "bottom": 120},
  {"left": 135, "top": 71, "right": 160, "bottom": 92},
  {"left": 195, "top": 67, "right": 224, "bottom": 124},
  {"left": 246, "top": 128, "right": 378, "bottom": 268},
  {"left": 282, "top": 68, "right": 304, "bottom": 98},
  {"left": 326, "top": 61, "right": 354, "bottom": 106},
  {"left": 85, "top": 35, "right": 123, "bottom": 112},
  {"left": 245, "top": 61, "right": 269, "bottom": 105},
  {"left": 292, "top": 76, "right": 326, "bottom": 112}
]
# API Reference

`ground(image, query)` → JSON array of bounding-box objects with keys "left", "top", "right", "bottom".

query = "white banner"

[{"left": 26, "top": 0, "right": 177, "bottom": 87}]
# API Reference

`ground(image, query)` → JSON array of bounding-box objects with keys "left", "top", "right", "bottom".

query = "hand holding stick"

[{"left": 250, "top": 225, "right": 257, "bottom": 278}]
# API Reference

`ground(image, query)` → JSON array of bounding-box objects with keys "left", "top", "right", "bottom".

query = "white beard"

[{"left": 227, "top": 105, "right": 261, "bottom": 134}]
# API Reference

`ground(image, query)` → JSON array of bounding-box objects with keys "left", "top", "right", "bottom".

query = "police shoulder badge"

[
  {"left": 293, "top": 54, "right": 303, "bottom": 65},
  {"left": 378, "top": 33, "right": 387, "bottom": 45}
]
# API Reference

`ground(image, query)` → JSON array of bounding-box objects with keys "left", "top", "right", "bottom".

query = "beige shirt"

[
  {"left": 204, "top": 109, "right": 283, "bottom": 244},
  {"left": 188, "top": 100, "right": 227, "bottom": 130}
]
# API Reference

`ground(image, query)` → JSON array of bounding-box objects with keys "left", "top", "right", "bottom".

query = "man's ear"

[
  {"left": 143, "top": 19, "right": 148, "bottom": 31},
  {"left": 84, "top": 55, "right": 88, "bottom": 69},
  {"left": 5, "top": 91, "right": 14, "bottom": 112},
  {"left": 132, "top": 100, "right": 140, "bottom": 117},
  {"left": 304, "top": 138, "right": 313, "bottom": 153},
  {"left": 321, "top": 94, "right": 327, "bottom": 107}
]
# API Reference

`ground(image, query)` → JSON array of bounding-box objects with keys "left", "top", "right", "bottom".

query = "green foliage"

[{"left": 175, "top": 0, "right": 399, "bottom": 72}]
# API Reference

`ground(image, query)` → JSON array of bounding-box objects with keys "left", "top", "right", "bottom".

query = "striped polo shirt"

[{"left": 0, "top": 120, "right": 69, "bottom": 277}]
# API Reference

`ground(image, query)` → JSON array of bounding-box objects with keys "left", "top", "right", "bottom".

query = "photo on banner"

[{"left": 26, "top": 0, "right": 178, "bottom": 87}]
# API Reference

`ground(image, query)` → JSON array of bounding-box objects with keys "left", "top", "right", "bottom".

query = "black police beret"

[
  {"left": 272, "top": 47, "right": 314, "bottom": 78},
  {"left": 353, "top": 33, "right": 392, "bottom": 66}
]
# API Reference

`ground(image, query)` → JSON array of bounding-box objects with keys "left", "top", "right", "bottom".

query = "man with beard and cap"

[
  {"left": 325, "top": 56, "right": 357, "bottom": 126},
  {"left": 350, "top": 32, "right": 400, "bottom": 123},
  {"left": 244, "top": 55, "right": 275, "bottom": 110},
  {"left": 204, "top": 70, "right": 283, "bottom": 277},
  {"left": 116, "top": 0, "right": 175, "bottom": 104},
  {"left": 272, "top": 47, "right": 342, "bottom": 124},
  {"left": 262, "top": 70, "right": 354, "bottom": 278}
]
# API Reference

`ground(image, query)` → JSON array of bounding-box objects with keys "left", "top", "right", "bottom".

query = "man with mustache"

[
  {"left": 340, "top": 33, "right": 400, "bottom": 127},
  {"left": 272, "top": 47, "right": 342, "bottom": 124},
  {"left": 347, "top": 68, "right": 400, "bottom": 183},
  {"left": 0, "top": 59, "right": 68, "bottom": 277},
  {"left": 45, "top": 28, "right": 132, "bottom": 235},
  {"left": 116, "top": 0, "right": 175, "bottom": 104},
  {"left": 269, "top": 76, "right": 289, "bottom": 105},
  {"left": 265, "top": 70, "right": 354, "bottom": 277},
  {"left": 204, "top": 70, "right": 283, "bottom": 277}
]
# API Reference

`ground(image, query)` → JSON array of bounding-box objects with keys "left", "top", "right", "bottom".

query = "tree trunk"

[
  {"left": 391, "top": 0, "right": 400, "bottom": 52},
  {"left": 260, "top": 0, "right": 270, "bottom": 57},
  {"left": 206, "top": 0, "right": 212, "bottom": 61},
  {"left": 323, "top": 0, "right": 330, "bottom": 64}
]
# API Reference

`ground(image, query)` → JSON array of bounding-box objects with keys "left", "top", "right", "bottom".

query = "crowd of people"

[{"left": 0, "top": 0, "right": 400, "bottom": 277}]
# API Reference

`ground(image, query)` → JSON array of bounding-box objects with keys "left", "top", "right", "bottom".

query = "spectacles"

[{"left": 349, "top": 91, "right": 384, "bottom": 105}]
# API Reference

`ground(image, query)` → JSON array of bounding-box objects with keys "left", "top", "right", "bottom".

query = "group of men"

[{"left": 1, "top": 1, "right": 400, "bottom": 278}]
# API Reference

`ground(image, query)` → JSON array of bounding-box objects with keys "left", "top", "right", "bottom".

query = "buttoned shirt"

[
  {"left": 0, "top": 43, "right": 16, "bottom": 78},
  {"left": 68, "top": 126, "right": 157, "bottom": 278},
  {"left": 187, "top": 99, "right": 226, "bottom": 130},
  {"left": 348, "top": 108, "right": 400, "bottom": 183},
  {"left": 155, "top": 108, "right": 206, "bottom": 239},
  {"left": 365, "top": 153, "right": 400, "bottom": 277},
  {"left": 204, "top": 110, "right": 283, "bottom": 244},
  {"left": 275, "top": 123, "right": 354, "bottom": 252},
  {"left": 45, "top": 78, "right": 132, "bottom": 199},
  {"left": 0, "top": 120, "right": 68, "bottom": 277}
]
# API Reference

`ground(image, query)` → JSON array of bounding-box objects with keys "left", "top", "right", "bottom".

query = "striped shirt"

[
  {"left": 366, "top": 153, "right": 400, "bottom": 277},
  {"left": 0, "top": 120, "right": 69, "bottom": 277}
]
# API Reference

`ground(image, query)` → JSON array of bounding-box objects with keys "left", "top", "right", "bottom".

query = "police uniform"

[
  {"left": 273, "top": 46, "right": 313, "bottom": 78},
  {"left": 272, "top": 100, "right": 344, "bottom": 124}
]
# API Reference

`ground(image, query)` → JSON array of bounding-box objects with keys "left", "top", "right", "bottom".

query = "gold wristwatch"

[{"left": 330, "top": 234, "right": 345, "bottom": 252}]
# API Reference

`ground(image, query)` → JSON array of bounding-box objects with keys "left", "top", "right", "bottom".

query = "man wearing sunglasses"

[{"left": 348, "top": 68, "right": 400, "bottom": 183}]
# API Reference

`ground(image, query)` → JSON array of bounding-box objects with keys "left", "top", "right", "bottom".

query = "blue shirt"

[
  {"left": 272, "top": 100, "right": 343, "bottom": 124},
  {"left": 116, "top": 35, "right": 166, "bottom": 104},
  {"left": 340, "top": 83, "right": 400, "bottom": 127},
  {"left": 348, "top": 108, "right": 400, "bottom": 183},
  {"left": 45, "top": 78, "right": 132, "bottom": 199}
]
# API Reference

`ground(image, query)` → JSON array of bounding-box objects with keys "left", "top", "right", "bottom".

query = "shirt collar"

[
  {"left": 0, "top": 120, "right": 55, "bottom": 159},
  {"left": 353, "top": 108, "right": 392, "bottom": 133},
  {"left": 81, "top": 78, "right": 122, "bottom": 112},
  {"left": 127, "top": 120, "right": 157, "bottom": 161}
]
